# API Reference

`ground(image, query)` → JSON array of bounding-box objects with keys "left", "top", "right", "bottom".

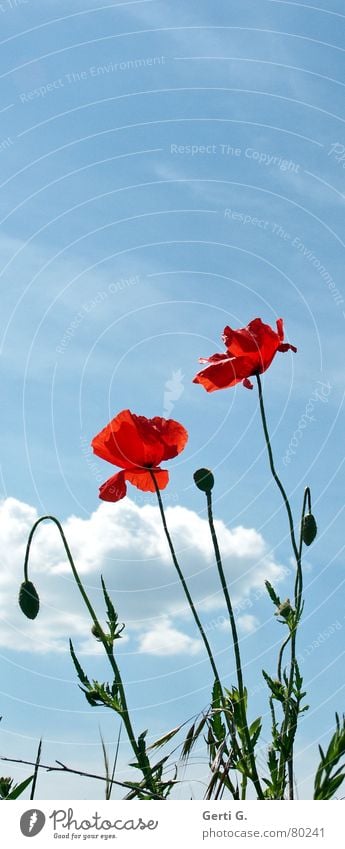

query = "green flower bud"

[
  {"left": 302, "top": 513, "right": 317, "bottom": 546},
  {"left": 276, "top": 599, "right": 294, "bottom": 620},
  {"left": 19, "top": 581, "right": 40, "bottom": 620},
  {"left": 193, "top": 468, "right": 215, "bottom": 492},
  {"left": 91, "top": 623, "right": 104, "bottom": 641}
]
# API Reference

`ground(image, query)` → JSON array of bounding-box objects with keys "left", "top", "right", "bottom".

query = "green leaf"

[
  {"left": 249, "top": 717, "right": 262, "bottom": 748},
  {"left": 262, "top": 670, "right": 285, "bottom": 702},
  {"left": 314, "top": 714, "right": 345, "bottom": 800},
  {"left": 212, "top": 679, "right": 223, "bottom": 709},
  {"left": 265, "top": 581, "right": 281, "bottom": 608},
  {"left": 181, "top": 723, "right": 196, "bottom": 761},
  {"left": 69, "top": 640, "right": 90, "bottom": 687},
  {"left": 6, "top": 776, "right": 33, "bottom": 800},
  {"left": 101, "top": 577, "right": 125, "bottom": 640},
  {"left": 148, "top": 724, "right": 183, "bottom": 751}
]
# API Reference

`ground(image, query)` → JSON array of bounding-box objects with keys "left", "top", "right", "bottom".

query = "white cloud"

[
  {"left": 0, "top": 495, "right": 286, "bottom": 655},
  {"left": 138, "top": 618, "right": 202, "bottom": 656},
  {"left": 237, "top": 614, "right": 260, "bottom": 634}
]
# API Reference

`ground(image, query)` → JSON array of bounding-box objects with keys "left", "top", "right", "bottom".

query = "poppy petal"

[
  {"left": 194, "top": 318, "right": 296, "bottom": 393},
  {"left": 149, "top": 417, "right": 188, "bottom": 460},
  {"left": 92, "top": 410, "right": 141, "bottom": 468},
  {"left": 92, "top": 410, "right": 164, "bottom": 469},
  {"left": 125, "top": 467, "right": 169, "bottom": 493},
  {"left": 199, "top": 353, "right": 229, "bottom": 364},
  {"left": 222, "top": 324, "right": 259, "bottom": 355},
  {"left": 193, "top": 354, "right": 258, "bottom": 392},
  {"left": 278, "top": 343, "right": 297, "bottom": 353},
  {"left": 99, "top": 470, "right": 127, "bottom": 502},
  {"left": 276, "top": 318, "right": 284, "bottom": 340}
]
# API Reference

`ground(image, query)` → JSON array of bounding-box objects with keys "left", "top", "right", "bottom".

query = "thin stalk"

[
  {"left": 295, "top": 488, "right": 311, "bottom": 611},
  {"left": 277, "top": 634, "right": 291, "bottom": 682},
  {"left": 30, "top": 739, "right": 42, "bottom": 801},
  {"left": 256, "top": 375, "right": 303, "bottom": 800},
  {"left": 149, "top": 476, "right": 222, "bottom": 690},
  {"left": 23, "top": 516, "right": 150, "bottom": 792},
  {"left": 256, "top": 376, "right": 299, "bottom": 563},
  {"left": 206, "top": 490, "right": 264, "bottom": 800},
  {"left": 277, "top": 489, "right": 310, "bottom": 683},
  {"left": 149, "top": 472, "right": 243, "bottom": 793}
]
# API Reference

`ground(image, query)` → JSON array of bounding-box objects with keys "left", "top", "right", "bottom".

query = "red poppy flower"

[
  {"left": 91, "top": 410, "right": 188, "bottom": 502},
  {"left": 193, "top": 318, "right": 297, "bottom": 392}
]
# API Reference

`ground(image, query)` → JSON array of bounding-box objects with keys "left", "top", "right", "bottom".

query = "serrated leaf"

[
  {"left": 212, "top": 679, "right": 223, "bottom": 709},
  {"left": 101, "top": 576, "right": 124, "bottom": 640},
  {"left": 262, "top": 670, "right": 285, "bottom": 702},
  {"left": 69, "top": 640, "right": 90, "bottom": 687}
]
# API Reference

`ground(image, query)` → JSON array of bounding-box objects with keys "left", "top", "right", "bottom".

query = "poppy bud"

[
  {"left": 302, "top": 513, "right": 317, "bottom": 546},
  {"left": 91, "top": 623, "right": 104, "bottom": 641},
  {"left": 19, "top": 581, "right": 40, "bottom": 620},
  {"left": 276, "top": 599, "right": 294, "bottom": 620},
  {"left": 193, "top": 468, "right": 215, "bottom": 492}
]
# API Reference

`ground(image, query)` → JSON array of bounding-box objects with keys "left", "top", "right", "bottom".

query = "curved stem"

[
  {"left": 206, "top": 491, "right": 264, "bottom": 800},
  {"left": 256, "top": 376, "right": 299, "bottom": 563},
  {"left": 23, "top": 516, "right": 143, "bottom": 785},
  {"left": 149, "top": 476, "right": 222, "bottom": 690},
  {"left": 277, "top": 633, "right": 291, "bottom": 682},
  {"left": 277, "top": 488, "right": 310, "bottom": 683},
  {"left": 295, "top": 487, "right": 311, "bottom": 611}
]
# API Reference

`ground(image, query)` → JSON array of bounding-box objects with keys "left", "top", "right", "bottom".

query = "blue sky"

[{"left": 0, "top": 0, "right": 345, "bottom": 800}]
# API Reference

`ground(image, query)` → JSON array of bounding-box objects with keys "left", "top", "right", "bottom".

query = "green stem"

[
  {"left": 277, "top": 490, "right": 310, "bottom": 683},
  {"left": 150, "top": 472, "right": 244, "bottom": 798},
  {"left": 206, "top": 490, "right": 264, "bottom": 800},
  {"left": 23, "top": 516, "right": 146, "bottom": 789},
  {"left": 256, "top": 374, "right": 303, "bottom": 800},
  {"left": 277, "top": 634, "right": 291, "bottom": 682},
  {"left": 256, "top": 375, "right": 299, "bottom": 563},
  {"left": 149, "top": 476, "right": 222, "bottom": 691},
  {"left": 295, "top": 488, "right": 311, "bottom": 611}
]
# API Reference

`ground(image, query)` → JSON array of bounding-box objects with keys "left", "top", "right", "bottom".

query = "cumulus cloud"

[
  {"left": 237, "top": 615, "right": 260, "bottom": 635},
  {"left": 0, "top": 496, "right": 286, "bottom": 655},
  {"left": 138, "top": 618, "right": 202, "bottom": 656}
]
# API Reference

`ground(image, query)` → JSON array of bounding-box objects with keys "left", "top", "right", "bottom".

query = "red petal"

[
  {"left": 92, "top": 410, "right": 164, "bottom": 469},
  {"left": 276, "top": 318, "right": 284, "bottom": 340},
  {"left": 92, "top": 410, "right": 143, "bottom": 468},
  {"left": 193, "top": 354, "right": 258, "bottom": 392},
  {"left": 194, "top": 318, "right": 296, "bottom": 392},
  {"left": 125, "top": 467, "right": 169, "bottom": 492},
  {"left": 278, "top": 343, "right": 297, "bottom": 353},
  {"left": 222, "top": 324, "right": 259, "bottom": 355},
  {"left": 199, "top": 353, "right": 227, "bottom": 364},
  {"left": 243, "top": 378, "right": 254, "bottom": 389},
  {"left": 99, "top": 470, "right": 127, "bottom": 502},
  {"left": 148, "top": 417, "right": 188, "bottom": 461}
]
